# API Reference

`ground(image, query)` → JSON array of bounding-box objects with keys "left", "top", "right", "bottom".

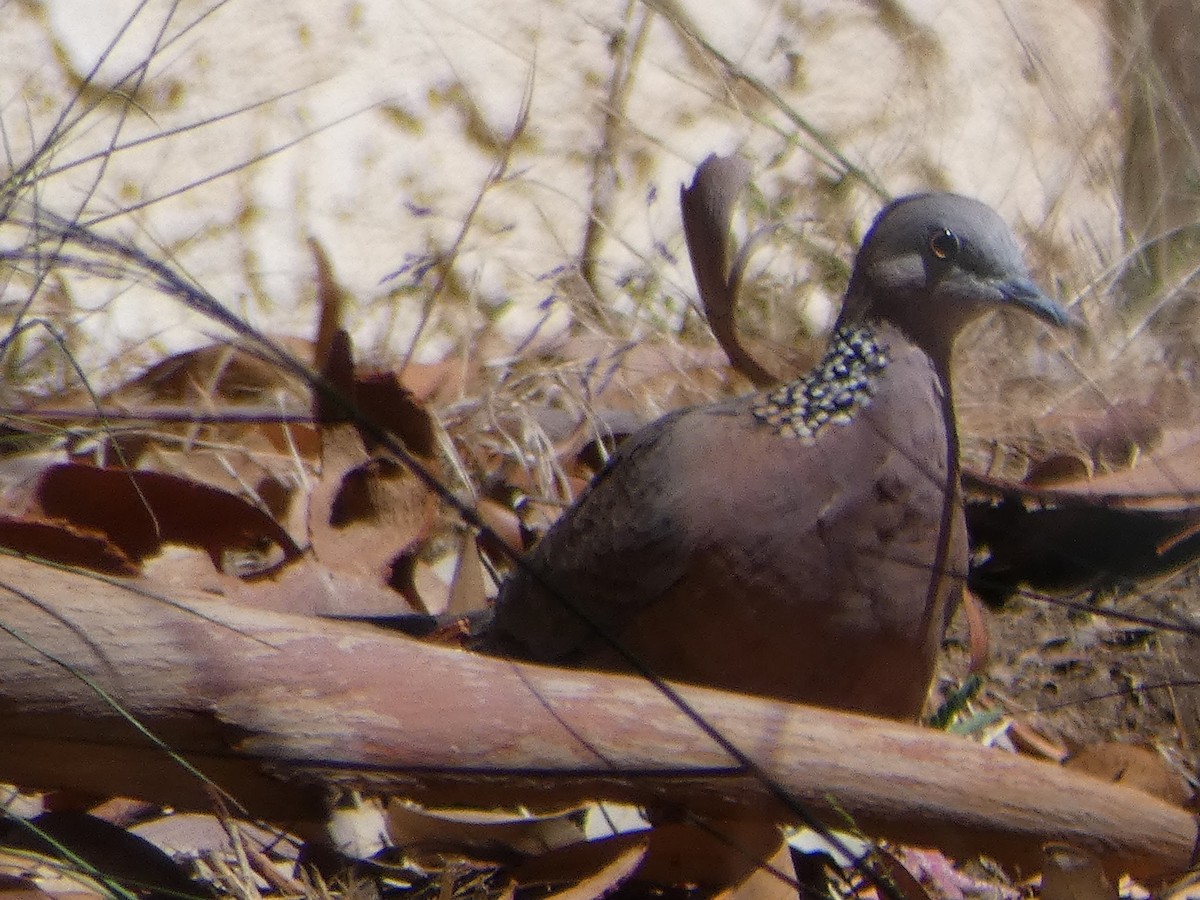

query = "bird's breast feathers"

[{"left": 751, "top": 323, "right": 889, "bottom": 442}]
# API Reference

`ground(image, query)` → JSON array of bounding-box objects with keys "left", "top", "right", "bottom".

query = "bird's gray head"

[{"left": 839, "top": 192, "right": 1066, "bottom": 360}]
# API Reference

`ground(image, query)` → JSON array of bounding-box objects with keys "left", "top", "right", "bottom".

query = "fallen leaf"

[
  {"left": 510, "top": 835, "right": 647, "bottom": 900},
  {"left": 720, "top": 832, "right": 797, "bottom": 900},
  {"left": 31, "top": 463, "right": 301, "bottom": 573},
  {"left": 0, "top": 517, "right": 137, "bottom": 576},
  {"left": 634, "top": 819, "right": 790, "bottom": 894},
  {"left": 1065, "top": 743, "right": 1192, "bottom": 807},
  {"left": 1040, "top": 843, "right": 1116, "bottom": 900},
  {"left": 386, "top": 800, "right": 585, "bottom": 860},
  {"left": 307, "top": 423, "right": 436, "bottom": 587}
]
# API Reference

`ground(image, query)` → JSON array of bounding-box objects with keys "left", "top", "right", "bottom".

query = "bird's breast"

[{"left": 645, "top": 336, "right": 964, "bottom": 715}]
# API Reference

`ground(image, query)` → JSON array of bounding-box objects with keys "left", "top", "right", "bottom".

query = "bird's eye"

[{"left": 929, "top": 227, "right": 960, "bottom": 261}]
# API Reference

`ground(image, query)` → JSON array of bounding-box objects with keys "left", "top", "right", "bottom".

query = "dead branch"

[{"left": 0, "top": 554, "right": 1193, "bottom": 881}]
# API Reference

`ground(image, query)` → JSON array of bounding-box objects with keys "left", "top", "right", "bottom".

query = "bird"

[{"left": 478, "top": 185, "right": 1067, "bottom": 721}]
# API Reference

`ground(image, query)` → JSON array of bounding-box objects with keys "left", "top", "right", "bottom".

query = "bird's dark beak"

[{"left": 998, "top": 277, "right": 1068, "bottom": 327}]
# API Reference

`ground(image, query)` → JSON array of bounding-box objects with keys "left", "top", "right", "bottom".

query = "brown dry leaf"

[
  {"left": 0, "top": 858, "right": 104, "bottom": 900},
  {"left": 397, "top": 358, "right": 468, "bottom": 407},
  {"left": 634, "top": 820, "right": 791, "bottom": 894},
  {"left": 860, "top": 846, "right": 933, "bottom": 900},
  {"left": 124, "top": 433, "right": 313, "bottom": 538},
  {"left": 353, "top": 370, "right": 438, "bottom": 458},
  {"left": 1040, "top": 844, "right": 1117, "bottom": 900},
  {"left": 313, "top": 322, "right": 356, "bottom": 425},
  {"left": 718, "top": 833, "right": 797, "bottom": 900},
  {"left": 96, "top": 341, "right": 311, "bottom": 411},
  {"left": 54, "top": 339, "right": 321, "bottom": 474},
  {"left": 966, "top": 485, "right": 1200, "bottom": 605},
  {"left": 445, "top": 529, "right": 488, "bottom": 617},
  {"left": 132, "top": 812, "right": 296, "bottom": 861},
  {"left": 507, "top": 834, "right": 648, "bottom": 900},
  {"left": 969, "top": 417, "right": 1200, "bottom": 513},
  {"left": 307, "top": 311, "right": 440, "bottom": 595},
  {"left": 224, "top": 556, "right": 420, "bottom": 618},
  {"left": 0, "top": 812, "right": 201, "bottom": 900},
  {"left": 36, "top": 374, "right": 317, "bottom": 549},
  {"left": 1006, "top": 399, "right": 1165, "bottom": 484},
  {"left": 28, "top": 463, "right": 300, "bottom": 574},
  {"left": 309, "top": 236, "right": 348, "bottom": 371},
  {"left": 1025, "top": 454, "right": 1094, "bottom": 487},
  {"left": 961, "top": 590, "right": 992, "bottom": 675},
  {"left": 307, "top": 422, "right": 436, "bottom": 588},
  {"left": 0, "top": 517, "right": 137, "bottom": 576},
  {"left": 386, "top": 800, "right": 586, "bottom": 860},
  {"left": 1007, "top": 720, "right": 1071, "bottom": 764},
  {"left": 1064, "top": 742, "right": 1192, "bottom": 807},
  {"left": 680, "top": 152, "right": 777, "bottom": 389},
  {"left": 310, "top": 239, "right": 440, "bottom": 449},
  {"left": 1029, "top": 435, "right": 1200, "bottom": 509},
  {"left": 476, "top": 497, "right": 524, "bottom": 557}
]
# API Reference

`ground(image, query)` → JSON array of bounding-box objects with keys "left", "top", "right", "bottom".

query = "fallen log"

[{"left": 0, "top": 554, "right": 1193, "bottom": 881}]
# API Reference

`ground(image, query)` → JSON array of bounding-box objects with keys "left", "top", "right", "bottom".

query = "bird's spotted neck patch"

[{"left": 752, "top": 324, "right": 889, "bottom": 441}]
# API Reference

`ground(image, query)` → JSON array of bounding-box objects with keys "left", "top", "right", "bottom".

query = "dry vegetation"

[{"left": 0, "top": 1, "right": 1197, "bottom": 898}]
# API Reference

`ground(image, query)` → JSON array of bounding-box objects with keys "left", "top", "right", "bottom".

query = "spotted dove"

[{"left": 481, "top": 189, "right": 1067, "bottom": 720}]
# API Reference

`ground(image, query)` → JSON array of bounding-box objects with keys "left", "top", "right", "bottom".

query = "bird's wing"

[{"left": 484, "top": 405, "right": 708, "bottom": 662}]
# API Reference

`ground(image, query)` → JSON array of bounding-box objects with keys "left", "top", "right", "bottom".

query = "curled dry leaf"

[
  {"left": 679, "top": 153, "right": 814, "bottom": 389},
  {"left": 680, "top": 152, "right": 776, "bottom": 389},
  {"left": 308, "top": 315, "right": 441, "bottom": 603},
  {"left": 353, "top": 370, "right": 438, "bottom": 458},
  {"left": 386, "top": 799, "right": 586, "bottom": 861},
  {"left": 307, "top": 422, "right": 437, "bottom": 591},
  {"left": 446, "top": 529, "right": 489, "bottom": 617},
  {"left": 97, "top": 341, "right": 313, "bottom": 411},
  {"left": 0, "top": 850, "right": 108, "bottom": 900},
  {"left": 1040, "top": 843, "right": 1117, "bottom": 900},
  {"left": 1006, "top": 720, "right": 1071, "bottom": 764},
  {"left": 0, "top": 517, "right": 138, "bottom": 576},
  {"left": 0, "top": 811, "right": 204, "bottom": 900},
  {"left": 1064, "top": 743, "right": 1192, "bottom": 808},
  {"left": 631, "top": 819, "right": 792, "bottom": 896},
  {"left": 961, "top": 589, "right": 992, "bottom": 675},
  {"left": 866, "top": 845, "right": 935, "bottom": 900},
  {"left": 966, "top": 477, "right": 1200, "bottom": 605},
  {"left": 986, "top": 398, "right": 1166, "bottom": 486},
  {"left": 29, "top": 464, "right": 301, "bottom": 574},
  {"left": 964, "top": 409, "right": 1200, "bottom": 602},
  {"left": 507, "top": 833, "right": 648, "bottom": 899}
]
